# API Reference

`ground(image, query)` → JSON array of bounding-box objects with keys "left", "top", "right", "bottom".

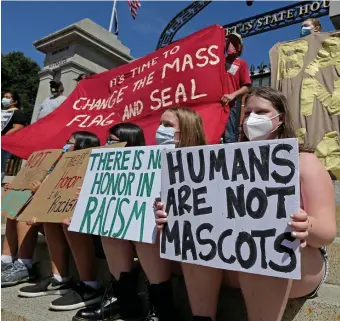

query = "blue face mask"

[
  {"left": 155, "top": 125, "right": 178, "bottom": 145},
  {"left": 63, "top": 144, "right": 71, "bottom": 152},
  {"left": 106, "top": 139, "right": 120, "bottom": 146},
  {"left": 300, "top": 27, "right": 312, "bottom": 37}
]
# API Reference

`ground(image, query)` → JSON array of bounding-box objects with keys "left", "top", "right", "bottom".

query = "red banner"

[{"left": 2, "top": 25, "right": 228, "bottom": 160}]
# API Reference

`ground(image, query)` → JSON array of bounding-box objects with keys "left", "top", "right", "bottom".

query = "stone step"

[
  {"left": 336, "top": 205, "right": 340, "bottom": 237},
  {"left": 326, "top": 236, "right": 340, "bottom": 286},
  {"left": 2, "top": 276, "right": 340, "bottom": 321}
]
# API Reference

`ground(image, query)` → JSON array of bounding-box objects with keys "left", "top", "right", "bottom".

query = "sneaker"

[
  {"left": 1, "top": 261, "right": 12, "bottom": 272},
  {"left": 1, "top": 260, "right": 31, "bottom": 287},
  {"left": 49, "top": 282, "right": 104, "bottom": 311},
  {"left": 18, "top": 275, "right": 72, "bottom": 298}
]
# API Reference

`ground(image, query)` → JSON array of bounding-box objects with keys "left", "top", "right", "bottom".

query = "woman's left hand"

[{"left": 289, "top": 209, "right": 309, "bottom": 248}]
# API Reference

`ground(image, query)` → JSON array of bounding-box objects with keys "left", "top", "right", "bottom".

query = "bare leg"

[
  {"left": 63, "top": 225, "right": 96, "bottom": 281},
  {"left": 238, "top": 246, "right": 324, "bottom": 321},
  {"left": 135, "top": 235, "right": 171, "bottom": 284},
  {"left": 44, "top": 223, "right": 69, "bottom": 277},
  {"left": 182, "top": 263, "right": 222, "bottom": 321},
  {"left": 17, "top": 222, "right": 39, "bottom": 259},
  {"left": 101, "top": 237, "right": 134, "bottom": 279},
  {"left": 2, "top": 219, "right": 18, "bottom": 257}
]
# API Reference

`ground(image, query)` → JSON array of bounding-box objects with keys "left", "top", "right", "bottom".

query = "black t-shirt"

[{"left": 1, "top": 109, "right": 27, "bottom": 136}]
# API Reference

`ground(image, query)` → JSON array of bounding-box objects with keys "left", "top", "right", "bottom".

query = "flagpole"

[{"left": 109, "top": 0, "right": 117, "bottom": 33}]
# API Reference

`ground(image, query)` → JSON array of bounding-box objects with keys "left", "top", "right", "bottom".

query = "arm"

[
  {"left": 231, "top": 85, "right": 250, "bottom": 100},
  {"left": 5, "top": 123, "right": 24, "bottom": 135},
  {"left": 300, "top": 153, "right": 336, "bottom": 248}
]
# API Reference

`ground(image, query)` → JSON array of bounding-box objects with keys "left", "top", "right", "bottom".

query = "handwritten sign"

[
  {"left": 69, "top": 145, "right": 173, "bottom": 243},
  {"left": 2, "top": 25, "right": 228, "bottom": 160},
  {"left": 17, "top": 146, "right": 119, "bottom": 223},
  {"left": 160, "top": 139, "right": 301, "bottom": 279},
  {"left": 1, "top": 190, "right": 33, "bottom": 218},
  {"left": 1, "top": 149, "right": 62, "bottom": 219},
  {"left": 1, "top": 110, "right": 14, "bottom": 131}
]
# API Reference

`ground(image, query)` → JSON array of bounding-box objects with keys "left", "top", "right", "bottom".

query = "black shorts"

[{"left": 92, "top": 235, "right": 106, "bottom": 259}]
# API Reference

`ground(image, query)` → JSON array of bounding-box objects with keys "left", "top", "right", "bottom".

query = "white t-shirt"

[{"left": 37, "top": 95, "right": 67, "bottom": 120}]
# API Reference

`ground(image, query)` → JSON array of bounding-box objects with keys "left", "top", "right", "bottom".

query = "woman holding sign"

[
  {"left": 155, "top": 87, "right": 336, "bottom": 321},
  {"left": 74, "top": 113, "right": 207, "bottom": 321},
  {"left": 18, "top": 132, "right": 106, "bottom": 312}
]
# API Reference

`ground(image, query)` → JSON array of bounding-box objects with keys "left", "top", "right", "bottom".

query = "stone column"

[{"left": 30, "top": 69, "right": 54, "bottom": 124}]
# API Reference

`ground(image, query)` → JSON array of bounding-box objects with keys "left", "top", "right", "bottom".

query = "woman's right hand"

[
  {"left": 154, "top": 198, "right": 168, "bottom": 230},
  {"left": 29, "top": 180, "right": 41, "bottom": 193},
  {"left": 4, "top": 183, "right": 12, "bottom": 192}
]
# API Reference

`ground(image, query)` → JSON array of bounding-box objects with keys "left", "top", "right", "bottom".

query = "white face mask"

[
  {"left": 243, "top": 113, "right": 281, "bottom": 141},
  {"left": 2, "top": 98, "right": 12, "bottom": 108},
  {"left": 156, "top": 125, "right": 178, "bottom": 145}
]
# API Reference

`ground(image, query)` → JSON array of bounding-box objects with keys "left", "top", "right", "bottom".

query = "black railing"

[{"left": 5, "top": 155, "right": 22, "bottom": 176}]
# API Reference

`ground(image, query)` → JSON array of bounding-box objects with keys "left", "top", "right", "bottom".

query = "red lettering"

[
  {"left": 55, "top": 171, "right": 82, "bottom": 190},
  {"left": 25, "top": 151, "right": 52, "bottom": 168}
]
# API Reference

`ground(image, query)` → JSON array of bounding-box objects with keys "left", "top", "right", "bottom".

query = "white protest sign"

[
  {"left": 160, "top": 138, "right": 301, "bottom": 279},
  {"left": 1, "top": 110, "right": 14, "bottom": 131},
  {"left": 69, "top": 145, "right": 174, "bottom": 244}
]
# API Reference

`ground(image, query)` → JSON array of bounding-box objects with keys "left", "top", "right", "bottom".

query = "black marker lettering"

[
  {"left": 271, "top": 144, "right": 295, "bottom": 184},
  {"left": 249, "top": 145, "right": 270, "bottom": 182},
  {"left": 266, "top": 186, "right": 296, "bottom": 219},
  {"left": 167, "top": 151, "right": 184, "bottom": 185},
  {"left": 196, "top": 223, "right": 216, "bottom": 261},
  {"left": 232, "top": 149, "right": 249, "bottom": 181},
  {"left": 251, "top": 229, "right": 276, "bottom": 269},
  {"left": 161, "top": 221, "right": 181, "bottom": 256},
  {"left": 187, "top": 149, "right": 205, "bottom": 183},
  {"left": 235, "top": 231, "right": 257, "bottom": 269},
  {"left": 269, "top": 232, "right": 297, "bottom": 273},
  {"left": 209, "top": 148, "right": 229, "bottom": 180},
  {"left": 217, "top": 229, "right": 236, "bottom": 264},
  {"left": 182, "top": 220, "right": 198, "bottom": 260},
  {"left": 246, "top": 188, "right": 268, "bottom": 219},
  {"left": 226, "top": 184, "right": 246, "bottom": 219},
  {"left": 193, "top": 186, "right": 212, "bottom": 216}
]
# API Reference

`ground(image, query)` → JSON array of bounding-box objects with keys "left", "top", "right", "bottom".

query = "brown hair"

[
  {"left": 306, "top": 18, "right": 322, "bottom": 32},
  {"left": 240, "top": 87, "right": 296, "bottom": 142},
  {"left": 166, "top": 107, "right": 207, "bottom": 148}
]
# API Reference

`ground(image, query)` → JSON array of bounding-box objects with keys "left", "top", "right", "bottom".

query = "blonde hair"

[
  {"left": 166, "top": 107, "right": 207, "bottom": 148},
  {"left": 306, "top": 18, "right": 322, "bottom": 32}
]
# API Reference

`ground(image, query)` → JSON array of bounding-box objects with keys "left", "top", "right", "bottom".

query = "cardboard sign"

[
  {"left": 1, "top": 190, "right": 33, "bottom": 218},
  {"left": 69, "top": 145, "right": 173, "bottom": 243},
  {"left": 10, "top": 149, "right": 63, "bottom": 190},
  {"left": 160, "top": 139, "right": 301, "bottom": 280},
  {"left": 17, "top": 146, "right": 119, "bottom": 223},
  {"left": 1, "top": 149, "right": 62, "bottom": 219},
  {"left": 1, "top": 110, "right": 14, "bottom": 131}
]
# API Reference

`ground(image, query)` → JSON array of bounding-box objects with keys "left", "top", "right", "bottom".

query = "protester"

[
  {"left": 74, "top": 111, "right": 206, "bottom": 321},
  {"left": 36, "top": 80, "right": 67, "bottom": 121},
  {"left": 300, "top": 18, "right": 322, "bottom": 37},
  {"left": 1, "top": 91, "right": 27, "bottom": 181},
  {"left": 73, "top": 123, "right": 146, "bottom": 321},
  {"left": 1, "top": 185, "right": 39, "bottom": 286},
  {"left": 18, "top": 132, "right": 105, "bottom": 312},
  {"left": 155, "top": 87, "right": 336, "bottom": 321},
  {"left": 221, "top": 33, "right": 251, "bottom": 144}
]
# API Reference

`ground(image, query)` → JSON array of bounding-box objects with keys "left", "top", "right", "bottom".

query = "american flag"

[{"left": 127, "top": 0, "right": 141, "bottom": 19}]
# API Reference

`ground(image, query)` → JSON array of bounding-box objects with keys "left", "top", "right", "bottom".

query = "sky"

[{"left": 1, "top": 1, "right": 336, "bottom": 70}]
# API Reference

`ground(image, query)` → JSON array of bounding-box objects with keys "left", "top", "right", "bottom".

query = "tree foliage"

[{"left": 1, "top": 52, "right": 41, "bottom": 122}]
